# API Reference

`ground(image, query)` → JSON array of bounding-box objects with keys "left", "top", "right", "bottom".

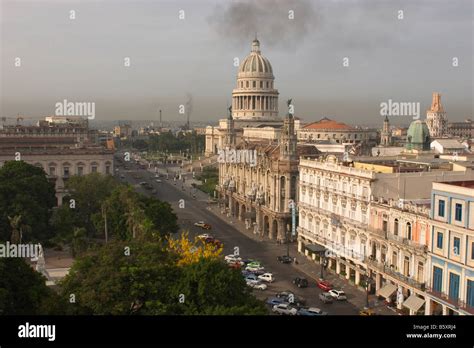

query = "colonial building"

[
  {"left": 447, "top": 119, "right": 474, "bottom": 139},
  {"left": 426, "top": 92, "right": 447, "bottom": 138},
  {"left": 426, "top": 181, "right": 474, "bottom": 315},
  {"left": 217, "top": 104, "right": 318, "bottom": 242},
  {"left": 297, "top": 155, "right": 474, "bottom": 315},
  {"left": 0, "top": 116, "right": 114, "bottom": 205}
]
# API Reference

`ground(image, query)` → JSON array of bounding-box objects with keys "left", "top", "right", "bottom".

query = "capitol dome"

[
  {"left": 232, "top": 39, "right": 279, "bottom": 120},
  {"left": 238, "top": 39, "right": 273, "bottom": 77}
]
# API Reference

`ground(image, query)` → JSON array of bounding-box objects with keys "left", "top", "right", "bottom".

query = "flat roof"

[{"left": 440, "top": 180, "right": 474, "bottom": 188}]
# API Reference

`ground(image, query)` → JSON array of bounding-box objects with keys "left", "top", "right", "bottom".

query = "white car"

[
  {"left": 245, "top": 265, "right": 265, "bottom": 272},
  {"left": 197, "top": 234, "right": 213, "bottom": 240},
  {"left": 246, "top": 280, "right": 267, "bottom": 291},
  {"left": 272, "top": 303, "right": 298, "bottom": 315},
  {"left": 258, "top": 273, "right": 274, "bottom": 283},
  {"left": 328, "top": 289, "right": 347, "bottom": 301},
  {"left": 225, "top": 254, "right": 242, "bottom": 263},
  {"left": 156, "top": 179, "right": 162, "bottom": 183}
]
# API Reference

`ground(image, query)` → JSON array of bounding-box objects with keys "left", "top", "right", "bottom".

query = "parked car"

[
  {"left": 359, "top": 309, "right": 376, "bottom": 316},
  {"left": 194, "top": 221, "right": 211, "bottom": 230},
  {"left": 272, "top": 303, "right": 298, "bottom": 315},
  {"left": 276, "top": 291, "right": 305, "bottom": 306},
  {"left": 246, "top": 280, "right": 267, "bottom": 291},
  {"left": 297, "top": 307, "right": 328, "bottom": 316},
  {"left": 198, "top": 234, "right": 213, "bottom": 240},
  {"left": 246, "top": 261, "right": 262, "bottom": 268},
  {"left": 292, "top": 277, "right": 308, "bottom": 288},
  {"left": 245, "top": 274, "right": 258, "bottom": 281},
  {"left": 245, "top": 264, "right": 265, "bottom": 272},
  {"left": 155, "top": 179, "right": 162, "bottom": 183},
  {"left": 246, "top": 269, "right": 266, "bottom": 276},
  {"left": 139, "top": 181, "right": 147, "bottom": 186},
  {"left": 328, "top": 289, "right": 347, "bottom": 301},
  {"left": 224, "top": 254, "right": 242, "bottom": 263},
  {"left": 258, "top": 273, "right": 274, "bottom": 283},
  {"left": 277, "top": 255, "right": 293, "bottom": 264},
  {"left": 319, "top": 292, "right": 334, "bottom": 304},
  {"left": 266, "top": 297, "right": 285, "bottom": 306},
  {"left": 316, "top": 279, "right": 333, "bottom": 292}
]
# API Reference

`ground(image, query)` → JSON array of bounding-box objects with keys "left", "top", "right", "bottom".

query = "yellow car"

[{"left": 359, "top": 309, "right": 376, "bottom": 316}]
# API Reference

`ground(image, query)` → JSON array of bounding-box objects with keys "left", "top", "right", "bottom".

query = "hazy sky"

[{"left": 1, "top": 0, "right": 473, "bottom": 127}]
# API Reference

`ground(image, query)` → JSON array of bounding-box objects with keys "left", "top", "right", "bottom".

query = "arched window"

[
  {"left": 394, "top": 218, "right": 399, "bottom": 236},
  {"left": 406, "top": 222, "right": 412, "bottom": 240}
]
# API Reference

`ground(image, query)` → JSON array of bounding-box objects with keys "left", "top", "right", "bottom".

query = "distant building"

[
  {"left": 113, "top": 124, "right": 132, "bottom": 139},
  {"left": 405, "top": 120, "right": 431, "bottom": 152},
  {"left": 431, "top": 139, "right": 467, "bottom": 155},
  {"left": 426, "top": 92, "right": 447, "bottom": 138},
  {"left": 380, "top": 116, "right": 392, "bottom": 146},
  {"left": 447, "top": 119, "right": 474, "bottom": 139}
]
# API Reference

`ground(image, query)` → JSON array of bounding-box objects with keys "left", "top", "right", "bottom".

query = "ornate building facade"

[{"left": 426, "top": 92, "right": 447, "bottom": 138}]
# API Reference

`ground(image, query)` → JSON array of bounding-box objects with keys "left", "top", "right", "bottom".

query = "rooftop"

[
  {"left": 441, "top": 180, "right": 474, "bottom": 188},
  {"left": 303, "top": 117, "right": 353, "bottom": 130}
]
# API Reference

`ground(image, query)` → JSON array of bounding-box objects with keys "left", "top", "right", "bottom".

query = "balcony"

[
  {"left": 426, "top": 287, "right": 474, "bottom": 314},
  {"left": 387, "top": 233, "right": 428, "bottom": 253},
  {"left": 366, "top": 258, "right": 425, "bottom": 290}
]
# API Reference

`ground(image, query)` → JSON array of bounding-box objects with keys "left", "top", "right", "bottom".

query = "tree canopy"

[{"left": 0, "top": 161, "right": 56, "bottom": 243}]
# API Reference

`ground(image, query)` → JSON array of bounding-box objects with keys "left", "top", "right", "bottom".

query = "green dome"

[{"left": 406, "top": 120, "right": 431, "bottom": 150}]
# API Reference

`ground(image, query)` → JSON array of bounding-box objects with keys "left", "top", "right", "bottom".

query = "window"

[
  {"left": 471, "top": 242, "right": 474, "bottom": 260},
  {"left": 49, "top": 167, "right": 56, "bottom": 176},
  {"left": 468, "top": 280, "right": 474, "bottom": 308},
  {"left": 433, "top": 266, "right": 443, "bottom": 292},
  {"left": 438, "top": 200, "right": 445, "bottom": 217},
  {"left": 91, "top": 166, "right": 97, "bottom": 173},
  {"left": 448, "top": 273, "right": 460, "bottom": 301},
  {"left": 406, "top": 223, "right": 412, "bottom": 240},
  {"left": 77, "top": 167, "right": 83, "bottom": 176},
  {"left": 394, "top": 219, "right": 399, "bottom": 236},
  {"left": 436, "top": 232, "right": 443, "bottom": 249},
  {"left": 453, "top": 237, "right": 460, "bottom": 255},
  {"left": 260, "top": 81, "right": 263, "bottom": 88},
  {"left": 455, "top": 203, "right": 462, "bottom": 222},
  {"left": 63, "top": 167, "right": 70, "bottom": 177},
  {"left": 253, "top": 81, "right": 256, "bottom": 88},
  {"left": 106, "top": 165, "right": 110, "bottom": 175}
]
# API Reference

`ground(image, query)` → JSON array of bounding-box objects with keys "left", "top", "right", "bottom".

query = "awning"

[
  {"left": 403, "top": 294, "right": 425, "bottom": 312},
  {"left": 377, "top": 283, "right": 397, "bottom": 299},
  {"left": 306, "top": 244, "right": 326, "bottom": 253}
]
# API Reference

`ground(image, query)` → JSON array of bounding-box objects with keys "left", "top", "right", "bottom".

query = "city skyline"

[{"left": 1, "top": 0, "right": 472, "bottom": 125}]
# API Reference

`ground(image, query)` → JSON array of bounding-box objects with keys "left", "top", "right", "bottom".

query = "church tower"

[
  {"left": 280, "top": 99, "right": 297, "bottom": 160},
  {"left": 426, "top": 92, "right": 447, "bottom": 138},
  {"left": 380, "top": 115, "right": 392, "bottom": 146}
]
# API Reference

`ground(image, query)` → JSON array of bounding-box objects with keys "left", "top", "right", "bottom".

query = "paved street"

[{"left": 118, "top": 159, "right": 396, "bottom": 315}]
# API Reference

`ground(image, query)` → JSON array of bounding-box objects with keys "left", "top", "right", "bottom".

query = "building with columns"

[
  {"left": 426, "top": 181, "right": 474, "bottom": 315},
  {"left": 205, "top": 39, "right": 285, "bottom": 157},
  {"left": 426, "top": 92, "right": 448, "bottom": 138},
  {"left": 217, "top": 103, "right": 318, "bottom": 242}
]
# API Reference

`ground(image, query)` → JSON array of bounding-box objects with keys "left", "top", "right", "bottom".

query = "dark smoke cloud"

[{"left": 207, "top": 0, "right": 318, "bottom": 49}]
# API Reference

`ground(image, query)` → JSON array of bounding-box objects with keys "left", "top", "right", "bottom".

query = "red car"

[{"left": 316, "top": 279, "right": 333, "bottom": 292}]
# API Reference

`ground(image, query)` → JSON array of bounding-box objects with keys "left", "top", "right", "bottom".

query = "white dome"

[{"left": 238, "top": 39, "right": 273, "bottom": 77}]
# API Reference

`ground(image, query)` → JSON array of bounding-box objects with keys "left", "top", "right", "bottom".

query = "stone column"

[
  {"left": 355, "top": 270, "right": 361, "bottom": 285},
  {"left": 336, "top": 261, "right": 341, "bottom": 274},
  {"left": 442, "top": 305, "right": 449, "bottom": 315},
  {"left": 298, "top": 240, "right": 303, "bottom": 253},
  {"left": 328, "top": 259, "right": 333, "bottom": 270},
  {"left": 345, "top": 264, "right": 351, "bottom": 280},
  {"left": 277, "top": 219, "right": 286, "bottom": 242},
  {"left": 375, "top": 273, "right": 382, "bottom": 291},
  {"left": 424, "top": 297, "right": 432, "bottom": 315}
]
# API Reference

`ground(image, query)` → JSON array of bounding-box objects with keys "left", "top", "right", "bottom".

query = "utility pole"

[{"left": 159, "top": 109, "right": 162, "bottom": 129}]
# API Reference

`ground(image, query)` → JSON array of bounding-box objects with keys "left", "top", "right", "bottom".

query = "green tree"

[
  {"left": 0, "top": 258, "right": 64, "bottom": 315},
  {"left": 59, "top": 240, "right": 267, "bottom": 315},
  {"left": 0, "top": 161, "right": 56, "bottom": 243},
  {"left": 64, "top": 173, "right": 119, "bottom": 237}
]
